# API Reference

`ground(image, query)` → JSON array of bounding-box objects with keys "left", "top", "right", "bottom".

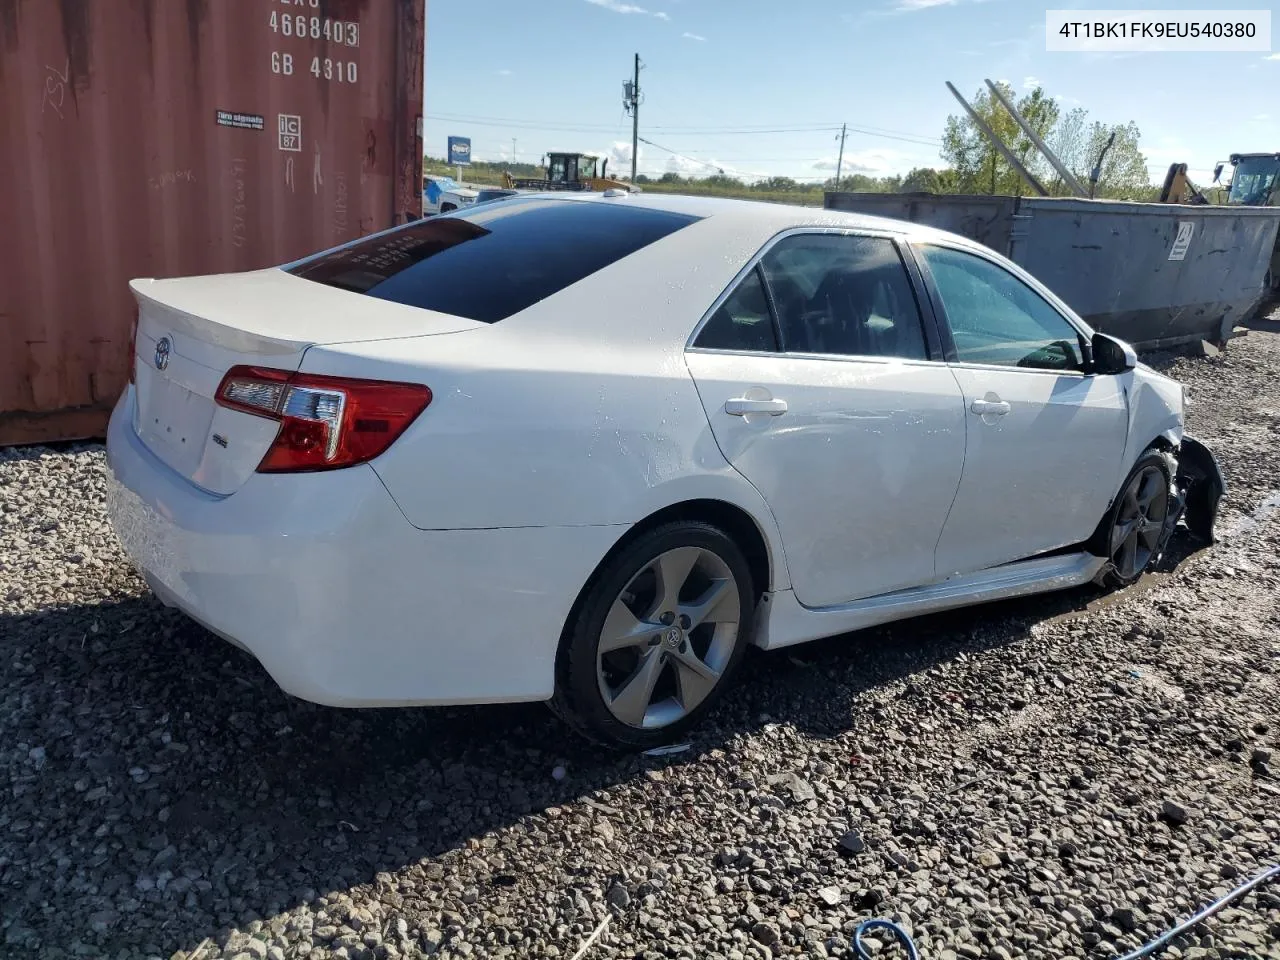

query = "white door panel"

[
  {"left": 934, "top": 367, "right": 1128, "bottom": 577},
  {"left": 686, "top": 351, "right": 966, "bottom": 607}
]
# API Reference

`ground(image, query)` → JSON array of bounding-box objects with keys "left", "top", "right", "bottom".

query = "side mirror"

[
  {"left": 1213, "top": 162, "right": 1225, "bottom": 183},
  {"left": 1091, "top": 332, "right": 1137, "bottom": 375}
]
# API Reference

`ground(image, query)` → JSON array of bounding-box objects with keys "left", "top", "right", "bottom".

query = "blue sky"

[{"left": 424, "top": 0, "right": 1278, "bottom": 186}]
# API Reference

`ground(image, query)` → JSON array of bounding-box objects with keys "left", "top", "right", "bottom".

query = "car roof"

[{"left": 520, "top": 191, "right": 961, "bottom": 245}]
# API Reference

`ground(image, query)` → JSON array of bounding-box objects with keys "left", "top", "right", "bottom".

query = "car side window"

[
  {"left": 917, "top": 245, "right": 1084, "bottom": 372},
  {"left": 759, "top": 234, "right": 928, "bottom": 360},
  {"left": 694, "top": 266, "right": 779, "bottom": 352}
]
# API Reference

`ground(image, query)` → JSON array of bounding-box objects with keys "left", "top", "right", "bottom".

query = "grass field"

[{"left": 423, "top": 160, "right": 825, "bottom": 207}]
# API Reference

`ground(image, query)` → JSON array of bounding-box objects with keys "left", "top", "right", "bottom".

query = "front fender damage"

[
  {"left": 1151, "top": 435, "right": 1226, "bottom": 560},
  {"left": 1175, "top": 434, "right": 1226, "bottom": 544},
  {"left": 1093, "top": 435, "right": 1225, "bottom": 586}
]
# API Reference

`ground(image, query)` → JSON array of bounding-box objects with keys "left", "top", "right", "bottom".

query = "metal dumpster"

[
  {"left": 824, "top": 192, "right": 1280, "bottom": 350},
  {"left": 0, "top": 0, "right": 425, "bottom": 447}
]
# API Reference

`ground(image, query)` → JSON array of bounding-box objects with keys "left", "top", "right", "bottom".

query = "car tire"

[
  {"left": 1094, "top": 448, "right": 1175, "bottom": 589},
  {"left": 440, "top": 202, "right": 456, "bottom": 213},
  {"left": 550, "top": 521, "right": 755, "bottom": 750}
]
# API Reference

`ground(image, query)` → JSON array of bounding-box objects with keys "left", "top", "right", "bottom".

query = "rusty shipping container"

[{"left": 0, "top": 0, "right": 425, "bottom": 446}]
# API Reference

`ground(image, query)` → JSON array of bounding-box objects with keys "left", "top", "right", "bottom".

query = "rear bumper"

[{"left": 105, "top": 388, "right": 625, "bottom": 707}]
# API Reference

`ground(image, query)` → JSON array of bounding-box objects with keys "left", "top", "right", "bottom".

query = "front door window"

[{"left": 917, "top": 245, "right": 1084, "bottom": 371}]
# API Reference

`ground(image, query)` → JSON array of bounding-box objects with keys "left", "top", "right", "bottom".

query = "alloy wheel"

[
  {"left": 595, "top": 546, "right": 741, "bottom": 729},
  {"left": 1110, "top": 464, "right": 1169, "bottom": 580}
]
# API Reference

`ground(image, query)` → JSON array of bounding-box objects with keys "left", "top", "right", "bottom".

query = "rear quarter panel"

[
  {"left": 296, "top": 216, "right": 797, "bottom": 589},
  {"left": 306, "top": 331, "right": 791, "bottom": 591}
]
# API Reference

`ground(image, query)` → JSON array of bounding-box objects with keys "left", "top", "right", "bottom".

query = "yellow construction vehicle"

[
  {"left": 1214, "top": 153, "right": 1280, "bottom": 207},
  {"left": 1157, "top": 163, "right": 1210, "bottom": 204},
  {"left": 503, "top": 153, "right": 636, "bottom": 193},
  {"left": 1216, "top": 154, "right": 1280, "bottom": 291}
]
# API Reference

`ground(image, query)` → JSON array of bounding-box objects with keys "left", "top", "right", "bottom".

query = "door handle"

[
  {"left": 725, "top": 397, "right": 788, "bottom": 417},
  {"left": 970, "top": 398, "right": 1011, "bottom": 416}
]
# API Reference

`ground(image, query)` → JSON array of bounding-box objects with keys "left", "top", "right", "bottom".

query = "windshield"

[
  {"left": 1226, "top": 157, "right": 1280, "bottom": 206},
  {"left": 580, "top": 157, "right": 598, "bottom": 179}
]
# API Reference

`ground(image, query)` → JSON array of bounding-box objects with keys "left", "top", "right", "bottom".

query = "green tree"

[
  {"left": 941, "top": 86, "right": 1151, "bottom": 199},
  {"left": 824, "top": 173, "right": 901, "bottom": 193},
  {"left": 941, "top": 82, "right": 1059, "bottom": 196},
  {"left": 1080, "top": 121, "right": 1150, "bottom": 199},
  {"left": 755, "top": 176, "right": 801, "bottom": 192},
  {"left": 899, "top": 167, "right": 957, "bottom": 194},
  {"left": 703, "top": 174, "right": 746, "bottom": 190}
]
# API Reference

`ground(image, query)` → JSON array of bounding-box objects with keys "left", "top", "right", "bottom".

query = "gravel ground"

[{"left": 2, "top": 308, "right": 1279, "bottom": 960}]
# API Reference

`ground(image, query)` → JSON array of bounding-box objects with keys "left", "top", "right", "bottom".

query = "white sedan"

[{"left": 106, "top": 194, "right": 1223, "bottom": 749}]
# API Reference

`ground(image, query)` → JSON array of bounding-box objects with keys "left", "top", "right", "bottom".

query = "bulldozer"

[
  {"left": 1159, "top": 154, "right": 1280, "bottom": 290},
  {"left": 502, "top": 153, "right": 636, "bottom": 193}
]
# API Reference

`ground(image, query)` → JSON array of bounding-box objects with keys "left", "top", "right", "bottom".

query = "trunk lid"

[{"left": 129, "top": 269, "right": 478, "bottom": 495}]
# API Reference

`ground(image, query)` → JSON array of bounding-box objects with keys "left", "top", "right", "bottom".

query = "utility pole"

[
  {"left": 511, "top": 138, "right": 517, "bottom": 163},
  {"left": 623, "top": 54, "right": 643, "bottom": 182},
  {"left": 834, "top": 123, "right": 847, "bottom": 188}
]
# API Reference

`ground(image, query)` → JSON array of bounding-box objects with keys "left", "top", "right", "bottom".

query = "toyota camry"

[{"left": 106, "top": 193, "right": 1223, "bottom": 749}]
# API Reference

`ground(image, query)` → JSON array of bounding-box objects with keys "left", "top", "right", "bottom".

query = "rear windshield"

[{"left": 286, "top": 198, "right": 701, "bottom": 323}]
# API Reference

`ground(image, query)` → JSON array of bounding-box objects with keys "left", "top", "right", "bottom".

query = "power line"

[
  {"left": 637, "top": 136, "right": 727, "bottom": 174},
  {"left": 425, "top": 113, "right": 940, "bottom": 145},
  {"left": 426, "top": 111, "right": 834, "bottom": 133},
  {"left": 427, "top": 111, "right": 624, "bottom": 131}
]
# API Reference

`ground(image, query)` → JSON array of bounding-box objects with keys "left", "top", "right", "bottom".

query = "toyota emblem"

[{"left": 154, "top": 336, "right": 171, "bottom": 371}]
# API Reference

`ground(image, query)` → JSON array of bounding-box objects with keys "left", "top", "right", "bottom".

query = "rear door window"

[
  {"left": 761, "top": 234, "right": 929, "bottom": 360},
  {"left": 287, "top": 199, "right": 700, "bottom": 324},
  {"left": 694, "top": 266, "right": 779, "bottom": 352}
]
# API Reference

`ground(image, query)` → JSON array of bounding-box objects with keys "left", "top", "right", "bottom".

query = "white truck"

[{"left": 422, "top": 175, "right": 479, "bottom": 216}]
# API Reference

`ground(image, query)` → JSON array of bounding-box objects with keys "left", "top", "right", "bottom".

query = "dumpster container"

[
  {"left": 0, "top": 0, "right": 425, "bottom": 446},
  {"left": 824, "top": 192, "right": 1280, "bottom": 350}
]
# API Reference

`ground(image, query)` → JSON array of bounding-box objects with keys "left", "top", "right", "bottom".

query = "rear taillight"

[
  {"left": 215, "top": 365, "right": 431, "bottom": 472},
  {"left": 127, "top": 310, "right": 139, "bottom": 384}
]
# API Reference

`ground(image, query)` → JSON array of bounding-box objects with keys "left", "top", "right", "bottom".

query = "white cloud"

[
  {"left": 665, "top": 155, "right": 716, "bottom": 176},
  {"left": 682, "top": 31, "right": 706, "bottom": 41},
  {"left": 606, "top": 141, "right": 642, "bottom": 174},
  {"left": 894, "top": 0, "right": 1001, "bottom": 10},
  {"left": 812, "top": 148, "right": 914, "bottom": 178},
  {"left": 1254, "top": 113, "right": 1271, "bottom": 121},
  {"left": 1264, "top": 53, "right": 1280, "bottom": 60},
  {"left": 654, "top": 11, "right": 670, "bottom": 20},
  {"left": 1022, "top": 75, "right": 1041, "bottom": 90},
  {"left": 850, "top": 0, "right": 995, "bottom": 23},
  {"left": 583, "top": 0, "right": 648, "bottom": 13},
  {"left": 497, "top": 69, "right": 512, "bottom": 76}
]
